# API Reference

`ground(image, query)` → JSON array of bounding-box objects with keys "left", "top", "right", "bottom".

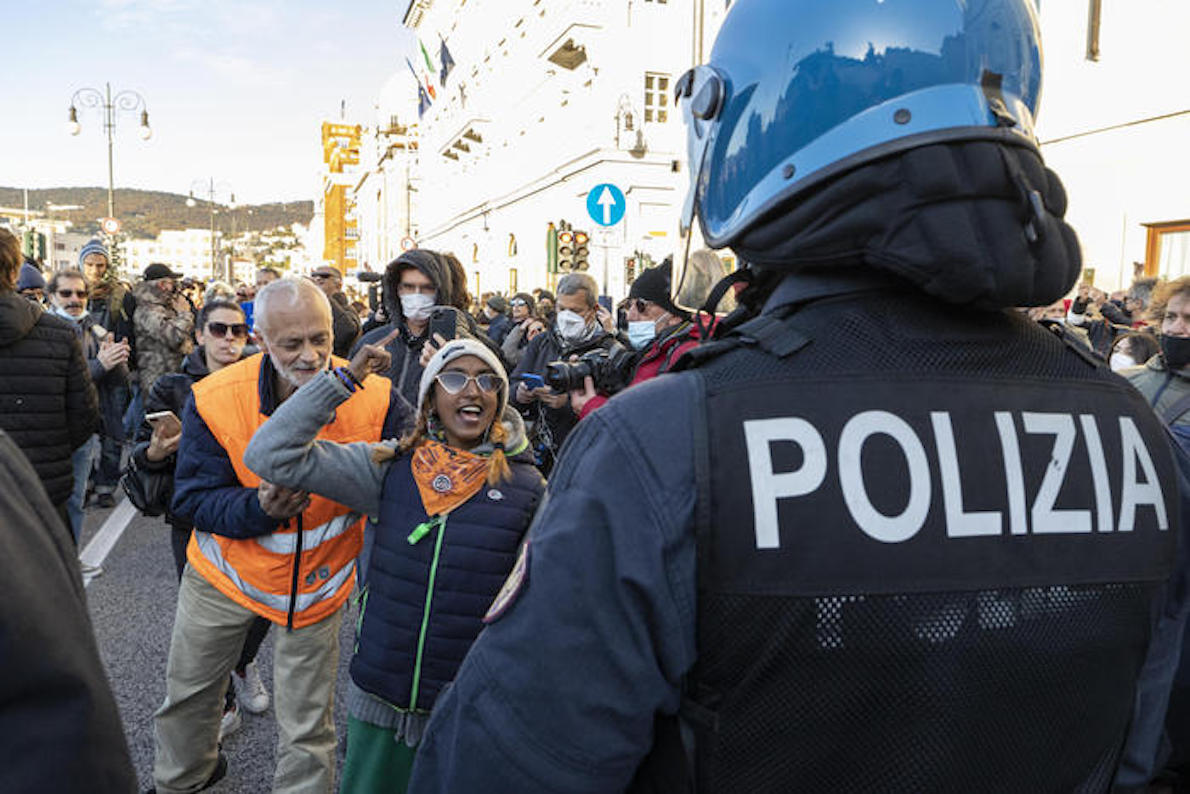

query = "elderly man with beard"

[
  {"left": 152, "top": 278, "right": 408, "bottom": 794},
  {"left": 47, "top": 269, "right": 130, "bottom": 551}
]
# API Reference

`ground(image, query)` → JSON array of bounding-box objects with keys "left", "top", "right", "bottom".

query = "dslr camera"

[{"left": 545, "top": 343, "right": 638, "bottom": 396}]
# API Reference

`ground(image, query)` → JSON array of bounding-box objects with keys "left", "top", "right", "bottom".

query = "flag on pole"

[
  {"left": 415, "top": 40, "right": 437, "bottom": 100},
  {"left": 439, "top": 36, "right": 456, "bottom": 87},
  {"left": 406, "top": 58, "right": 432, "bottom": 117}
]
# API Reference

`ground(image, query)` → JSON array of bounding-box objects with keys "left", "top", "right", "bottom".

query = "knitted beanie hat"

[
  {"left": 17, "top": 262, "right": 46, "bottom": 292},
  {"left": 417, "top": 337, "right": 508, "bottom": 417},
  {"left": 78, "top": 239, "right": 110, "bottom": 266}
]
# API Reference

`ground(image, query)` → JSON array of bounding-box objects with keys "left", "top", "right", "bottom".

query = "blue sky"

[{"left": 3, "top": 0, "right": 419, "bottom": 206}]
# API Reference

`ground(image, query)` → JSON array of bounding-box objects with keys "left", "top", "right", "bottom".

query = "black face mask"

[{"left": 1160, "top": 335, "right": 1190, "bottom": 370}]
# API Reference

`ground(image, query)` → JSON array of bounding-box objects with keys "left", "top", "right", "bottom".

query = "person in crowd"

[
  {"left": 0, "top": 428, "right": 136, "bottom": 793},
  {"left": 407, "top": 2, "right": 1182, "bottom": 791},
  {"left": 483, "top": 294, "right": 513, "bottom": 345},
  {"left": 256, "top": 267, "right": 281, "bottom": 291},
  {"left": 204, "top": 280, "right": 236, "bottom": 306},
  {"left": 0, "top": 228, "right": 99, "bottom": 535},
  {"left": 1069, "top": 277, "right": 1157, "bottom": 356},
  {"left": 1110, "top": 329, "right": 1160, "bottom": 372},
  {"left": 351, "top": 299, "right": 369, "bottom": 321},
  {"left": 1125, "top": 276, "right": 1190, "bottom": 450},
  {"left": 309, "top": 265, "right": 362, "bottom": 357},
  {"left": 570, "top": 259, "right": 708, "bottom": 420},
  {"left": 510, "top": 272, "right": 619, "bottom": 474},
  {"left": 350, "top": 249, "right": 460, "bottom": 418},
  {"left": 244, "top": 336, "right": 544, "bottom": 793},
  {"left": 535, "top": 289, "right": 556, "bottom": 324},
  {"left": 441, "top": 252, "right": 472, "bottom": 313},
  {"left": 500, "top": 292, "right": 544, "bottom": 368},
  {"left": 151, "top": 278, "right": 406, "bottom": 793},
  {"left": 133, "top": 263, "right": 194, "bottom": 396},
  {"left": 80, "top": 238, "right": 138, "bottom": 490},
  {"left": 48, "top": 269, "right": 130, "bottom": 547},
  {"left": 17, "top": 261, "right": 45, "bottom": 303},
  {"left": 127, "top": 298, "right": 271, "bottom": 738}
]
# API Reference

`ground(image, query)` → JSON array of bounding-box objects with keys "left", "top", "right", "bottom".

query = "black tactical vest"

[{"left": 676, "top": 290, "right": 1178, "bottom": 793}]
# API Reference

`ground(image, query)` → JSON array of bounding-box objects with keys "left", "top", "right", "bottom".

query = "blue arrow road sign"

[{"left": 587, "top": 183, "right": 626, "bottom": 227}]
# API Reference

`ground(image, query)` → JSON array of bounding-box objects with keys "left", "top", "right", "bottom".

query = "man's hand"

[
  {"left": 515, "top": 381, "right": 534, "bottom": 405},
  {"left": 596, "top": 306, "right": 615, "bottom": 333},
  {"left": 97, "top": 338, "right": 131, "bottom": 371},
  {"left": 569, "top": 375, "right": 597, "bottom": 415},
  {"left": 258, "top": 481, "right": 311, "bottom": 520},
  {"left": 171, "top": 293, "right": 191, "bottom": 315},
  {"left": 145, "top": 418, "right": 181, "bottom": 462},
  {"left": 534, "top": 387, "right": 571, "bottom": 411},
  {"left": 348, "top": 327, "right": 399, "bottom": 383},
  {"left": 419, "top": 332, "right": 450, "bottom": 368}
]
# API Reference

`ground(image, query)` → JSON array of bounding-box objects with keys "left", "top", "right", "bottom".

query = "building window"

[
  {"left": 644, "top": 72, "right": 670, "bottom": 123},
  {"left": 1145, "top": 220, "right": 1190, "bottom": 279}
]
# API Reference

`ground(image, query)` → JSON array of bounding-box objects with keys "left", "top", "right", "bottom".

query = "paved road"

[{"left": 81, "top": 497, "right": 358, "bottom": 793}]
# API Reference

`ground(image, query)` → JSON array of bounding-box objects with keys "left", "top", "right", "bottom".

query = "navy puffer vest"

[{"left": 351, "top": 447, "right": 545, "bottom": 712}]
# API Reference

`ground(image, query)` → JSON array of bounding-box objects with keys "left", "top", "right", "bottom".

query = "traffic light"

[
  {"left": 22, "top": 231, "right": 46, "bottom": 263},
  {"left": 573, "top": 230, "right": 590, "bottom": 271},
  {"left": 557, "top": 229, "right": 575, "bottom": 271}
]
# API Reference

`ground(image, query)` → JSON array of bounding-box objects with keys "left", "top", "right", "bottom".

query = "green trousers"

[{"left": 340, "top": 716, "right": 417, "bottom": 794}]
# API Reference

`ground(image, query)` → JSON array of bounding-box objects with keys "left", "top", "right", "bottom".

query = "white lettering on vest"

[
  {"left": 1022, "top": 413, "right": 1092, "bottom": 534},
  {"left": 743, "top": 410, "right": 1168, "bottom": 549},
  {"left": 1080, "top": 414, "right": 1114, "bottom": 533},
  {"left": 995, "top": 412, "right": 1029, "bottom": 536},
  {"left": 931, "top": 412, "right": 1001, "bottom": 537},
  {"left": 838, "top": 411, "right": 931, "bottom": 543},
  {"left": 1119, "top": 416, "right": 1169, "bottom": 532},
  {"left": 743, "top": 418, "right": 827, "bottom": 549}
]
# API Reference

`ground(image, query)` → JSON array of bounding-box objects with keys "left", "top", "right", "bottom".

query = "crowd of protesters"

[{"left": 8, "top": 218, "right": 1190, "bottom": 793}]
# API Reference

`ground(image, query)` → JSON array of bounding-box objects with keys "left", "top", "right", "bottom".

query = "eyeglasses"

[
  {"left": 509, "top": 299, "right": 527, "bottom": 307},
  {"left": 206, "top": 321, "right": 250, "bottom": 339},
  {"left": 56, "top": 289, "right": 87, "bottom": 299},
  {"left": 435, "top": 371, "right": 502, "bottom": 394},
  {"left": 310, "top": 272, "right": 336, "bottom": 281},
  {"left": 632, "top": 298, "right": 652, "bottom": 313}
]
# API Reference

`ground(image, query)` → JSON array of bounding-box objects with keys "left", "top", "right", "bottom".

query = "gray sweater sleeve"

[{"left": 243, "top": 371, "right": 391, "bottom": 517}]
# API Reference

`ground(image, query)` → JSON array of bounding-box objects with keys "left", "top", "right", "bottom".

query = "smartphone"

[
  {"left": 146, "top": 410, "right": 182, "bottom": 437},
  {"left": 428, "top": 307, "right": 458, "bottom": 342},
  {"left": 597, "top": 295, "right": 613, "bottom": 314},
  {"left": 519, "top": 373, "right": 546, "bottom": 389}
]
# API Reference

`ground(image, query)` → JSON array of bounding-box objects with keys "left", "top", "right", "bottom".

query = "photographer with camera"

[
  {"left": 511, "top": 273, "right": 621, "bottom": 474},
  {"left": 570, "top": 259, "right": 709, "bottom": 420}
]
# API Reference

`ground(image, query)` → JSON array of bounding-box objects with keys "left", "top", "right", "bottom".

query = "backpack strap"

[{"left": 1162, "top": 392, "right": 1190, "bottom": 426}]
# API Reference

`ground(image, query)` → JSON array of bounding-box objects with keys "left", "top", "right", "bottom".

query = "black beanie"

[{"left": 629, "top": 261, "right": 687, "bottom": 317}]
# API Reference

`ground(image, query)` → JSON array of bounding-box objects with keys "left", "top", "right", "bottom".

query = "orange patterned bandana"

[{"left": 411, "top": 440, "right": 489, "bottom": 516}]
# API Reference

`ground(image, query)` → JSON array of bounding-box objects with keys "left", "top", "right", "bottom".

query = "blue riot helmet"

[{"left": 673, "top": 0, "right": 1044, "bottom": 309}]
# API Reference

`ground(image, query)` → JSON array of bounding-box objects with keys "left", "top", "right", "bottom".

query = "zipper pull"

[{"left": 407, "top": 515, "right": 441, "bottom": 545}]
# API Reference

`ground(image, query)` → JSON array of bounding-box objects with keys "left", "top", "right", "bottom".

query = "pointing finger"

[{"left": 377, "top": 326, "right": 402, "bottom": 347}]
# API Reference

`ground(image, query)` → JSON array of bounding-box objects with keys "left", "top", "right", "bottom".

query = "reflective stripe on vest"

[
  {"left": 193, "top": 531, "right": 356, "bottom": 614},
  {"left": 252, "top": 513, "right": 357, "bottom": 555}
]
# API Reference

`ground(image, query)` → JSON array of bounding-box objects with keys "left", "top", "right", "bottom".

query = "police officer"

[{"left": 407, "top": 1, "right": 1181, "bottom": 791}]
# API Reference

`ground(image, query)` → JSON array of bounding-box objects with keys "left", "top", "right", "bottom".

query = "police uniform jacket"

[{"left": 407, "top": 139, "right": 1182, "bottom": 793}]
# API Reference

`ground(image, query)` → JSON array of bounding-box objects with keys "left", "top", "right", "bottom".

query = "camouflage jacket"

[{"left": 132, "top": 280, "right": 194, "bottom": 393}]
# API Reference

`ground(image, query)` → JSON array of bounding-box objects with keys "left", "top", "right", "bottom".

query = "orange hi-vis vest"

[{"left": 186, "top": 354, "right": 391, "bottom": 629}]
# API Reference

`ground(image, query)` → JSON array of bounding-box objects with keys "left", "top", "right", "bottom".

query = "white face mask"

[
  {"left": 555, "top": 309, "right": 590, "bottom": 342},
  {"left": 400, "top": 292, "right": 435, "bottom": 321},
  {"left": 1109, "top": 352, "right": 1137, "bottom": 372}
]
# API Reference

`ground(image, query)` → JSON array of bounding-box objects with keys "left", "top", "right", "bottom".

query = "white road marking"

[{"left": 81, "top": 497, "right": 138, "bottom": 587}]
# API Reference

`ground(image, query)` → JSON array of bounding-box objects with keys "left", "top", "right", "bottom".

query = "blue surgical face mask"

[{"left": 627, "top": 320, "right": 656, "bottom": 350}]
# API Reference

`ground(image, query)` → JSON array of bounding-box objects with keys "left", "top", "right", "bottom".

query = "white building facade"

[
  {"left": 1036, "top": 0, "right": 1190, "bottom": 291},
  {"left": 353, "top": 107, "right": 420, "bottom": 275},
  {"left": 123, "top": 228, "right": 220, "bottom": 281},
  {"left": 402, "top": 0, "right": 729, "bottom": 300}
]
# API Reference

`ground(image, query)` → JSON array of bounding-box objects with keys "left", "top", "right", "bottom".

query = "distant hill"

[{"left": 0, "top": 187, "right": 313, "bottom": 239}]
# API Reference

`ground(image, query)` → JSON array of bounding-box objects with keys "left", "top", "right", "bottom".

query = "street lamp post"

[
  {"left": 187, "top": 178, "right": 235, "bottom": 282},
  {"left": 66, "top": 83, "right": 152, "bottom": 222}
]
